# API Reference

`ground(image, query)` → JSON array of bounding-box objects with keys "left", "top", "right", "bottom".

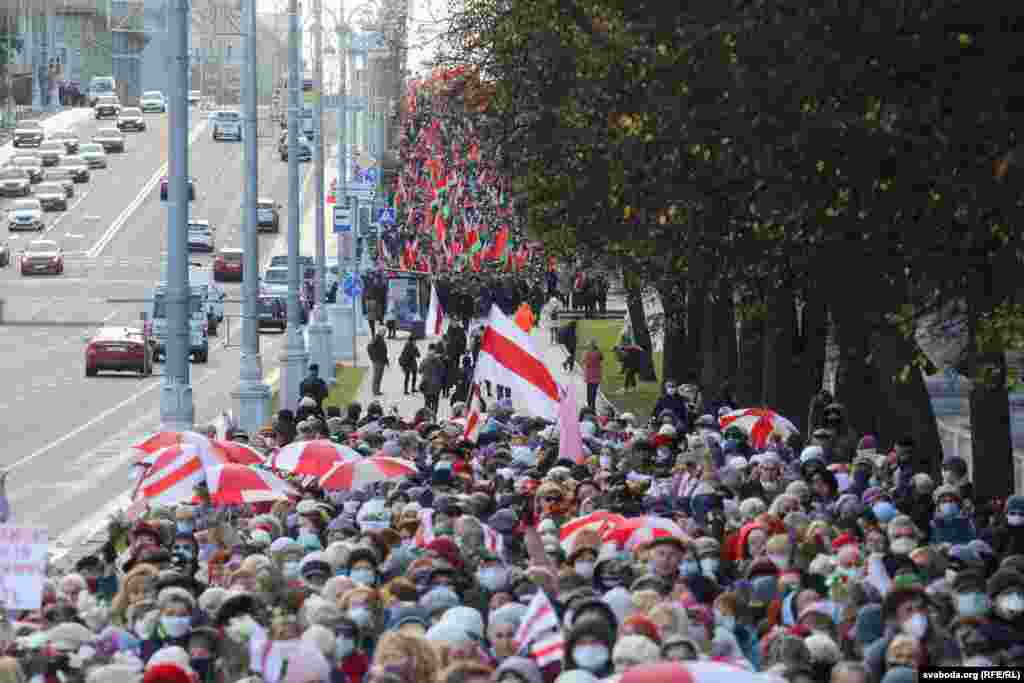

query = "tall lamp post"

[
  {"left": 279, "top": 0, "right": 310, "bottom": 411},
  {"left": 232, "top": 0, "right": 271, "bottom": 433}
]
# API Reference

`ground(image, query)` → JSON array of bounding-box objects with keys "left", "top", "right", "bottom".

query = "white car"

[
  {"left": 140, "top": 91, "right": 166, "bottom": 113},
  {"left": 187, "top": 220, "right": 215, "bottom": 252},
  {"left": 211, "top": 110, "right": 242, "bottom": 141}
]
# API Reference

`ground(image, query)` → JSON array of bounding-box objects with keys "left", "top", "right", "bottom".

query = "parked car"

[
  {"left": 213, "top": 247, "right": 243, "bottom": 281},
  {"left": 211, "top": 110, "right": 242, "bottom": 141},
  {"left": 257, "top": 198, "right": 281, "bottom": 231}
]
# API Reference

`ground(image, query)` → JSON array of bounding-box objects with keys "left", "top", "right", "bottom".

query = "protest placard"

[{"left": 0, "top": 526, "right": 48, "bottom": 610}]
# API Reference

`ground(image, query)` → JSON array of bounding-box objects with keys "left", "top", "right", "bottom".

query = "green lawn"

[
  {"left": 270, "top": 364, "right": 367, "bottom": 416},
  {"left": 577, "top": 319, "right": 663, "bottom": 420}
]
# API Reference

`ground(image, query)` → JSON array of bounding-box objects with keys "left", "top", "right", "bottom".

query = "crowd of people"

[{"left": 1, "top": 291, "right": 1020, "bottom": 683}]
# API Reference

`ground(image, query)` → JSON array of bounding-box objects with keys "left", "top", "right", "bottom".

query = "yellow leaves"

[
  {"left": 877, "top": 177, "right": 893, "bottom": 192},
  {"left": 657, "top": 43, "right": 669, "bottom": 56},
  {"left": 929, "top": 190, "right": 942, "bottom": 204},
  {"left": 865, "top": 97, "right": 882, "bottom": 122},
  {"left": 957, "top": 33, "right": 972, "bottom": 47},
  {"left": 816, "top": 160, "right": 826, "bottom": 174},
  {"left": 801, "top": 96, "right": 819, "bottom": 114}
]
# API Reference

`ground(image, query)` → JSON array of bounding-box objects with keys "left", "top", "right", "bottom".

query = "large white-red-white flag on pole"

[
  {"left": 426, "top": 283, "right": 445, "bottom": 337},
  {"left": 475, "top": 305, "right": 561, "bottom": 420}
]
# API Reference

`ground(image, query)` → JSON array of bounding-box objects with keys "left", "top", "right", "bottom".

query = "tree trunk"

[
  {"left": 685, "top": 280, "right": 705, "bottom": 386},
  {"left": 625, "top": 283, "right": 658, "bottom": 382},
  {"left": 657, "top": 279, "right": 688, "bottom": 390},
  {"left": 795, "top": 287, "right": 828, "bottom": 433},
  {"left": 716, "top": 278, "right": 737, "bottom": 388},
  {"left": 871, "top": 323, "right": 944, "bottom": 478},
  {"left": 736, "top": 312, "right": 765, "bottom": 408},
  {"left": 832, "top": 306, "right": 882, "bottom": 442},
  {"left": 966, "top": 266, "right": 1015, "bottom": 500},
  {"left": 700, "top": 286, "right": 720, "bottom": 391},
  {"left": 762, "top": 282, "right": 796, "bottom": 411}
]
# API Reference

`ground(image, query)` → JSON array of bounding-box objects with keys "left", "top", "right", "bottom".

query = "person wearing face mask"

[
  {"left": 693, "top": 537, "right": 727, "bottom": 584},
  {"left": 186, "top": 626, "right": 220, "bottom": 683},
  {"left": 987, "top": 569, "right": 1024, "bottom": 635},
  {"left": 141, "top": 588, "right": 195, "bottom": 662},
  {"left": 567, "top": 534, "right": 601, "bottom": 586},
  {"left": 340, "top": 586, "right": 381, "bottom": 653},
  {"left": 475, "top": 552, "right": 511, "bottom": 595},
  {"left": 272, "top": 540, "right": 306, "bottom": 585},
  {"left": 564, "top": 616, "right": 616, "bottom": 678},
  {"left": 345, "top": 548, "right": 380, "bottom": 587},
  {"left": 992, "top": 496, "right": 1024, "bottom": 557},
  {"left": 946, "top": 569, "right": 1023, "bottom": 658},
  {"left": 652, "top": 380, "right": 689, "bottom": 433},
  {"left": 930, "top": 485, "right": 977, "bottom": 545},
  {"left": 330, "top": 616, "right": 370, "bottom": 683}
]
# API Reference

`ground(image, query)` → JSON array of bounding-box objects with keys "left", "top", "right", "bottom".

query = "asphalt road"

[{"left": 0, "top": 107, "right": 322, "bottom": 561}]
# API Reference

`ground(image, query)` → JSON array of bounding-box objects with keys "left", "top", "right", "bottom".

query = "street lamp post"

[
  {"left": 160, "top": 0, "right": 195, "bottom": 430},
  {"left": 330, "top": 5, "right": 355, "bottom": 363},
  {"left": 279, "top": 0, "right": 310, "bottom": 412},
  {"left": 232, "top": 0, "right": 271, "bottom": 433},
  {"left": 307, "top": 0, "right": 335, "bottom": 382}
]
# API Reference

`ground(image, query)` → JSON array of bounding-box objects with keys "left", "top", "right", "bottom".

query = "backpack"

[{"left": 399, "top": 344, "right": 415, "bottom": 369}]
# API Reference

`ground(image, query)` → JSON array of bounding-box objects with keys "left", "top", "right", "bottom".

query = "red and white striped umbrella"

[
  {"left": 270, "top": 440, "right": 360, "bottom": 478},
  {"left": 620, "top": 661, "right": 759, "bottom": 683},
  {"left": 319, "top": 456, "right": 418, "bottom": 491},
  {"left": 559, "top": 511, "right": 627, "bottom": 552},
  {"left": 133, "top": 443, "right": 227, "bottom": 505},
  {"left": 718, "top": 408, "right": 797, "bottom": 448},
  {"left": 210, "top": 439, "right": 265, "bottom": 465},
  {"left": 131, "top": 430, "right": 213, "bottom": 456},
  {"left": 205, "top": 464, "right": 297, "bottom": 504},
  {"left": 601, "top": 516, "right": 688, "bottom": 551}
]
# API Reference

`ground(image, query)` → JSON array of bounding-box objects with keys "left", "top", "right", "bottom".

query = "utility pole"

[
  {"left": 279, "top": 0, "right": 309, "bottom": 412},
  {"left": 161, "top": 0, "right": 195, "bottom": 430},
  {"left": 330, "top": 4, "right": 354, "bottom": 362},
  {"left": 232, "top": 0, "right": 270, "bottom": 433},
  {"left": 307, "top": 0, "right": 335, "bottom": 382}
]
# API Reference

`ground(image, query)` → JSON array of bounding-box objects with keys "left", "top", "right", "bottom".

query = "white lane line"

[
  {"left": 86, "top": 121, "right": 208, "bottom": 258},
  {"left": 102, "top": 311, "right": 118, "bottom": 322}
]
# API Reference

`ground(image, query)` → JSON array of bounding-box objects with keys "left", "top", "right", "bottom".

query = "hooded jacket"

[{"left": 563, "top": 616, "right": 616, "bottom": 679}]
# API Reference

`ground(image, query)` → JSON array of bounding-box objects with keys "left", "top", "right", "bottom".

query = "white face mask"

[
  {"left": 1008, "top": 514, "right": 1024, "bottom": 527},
  {"left": 715, "top": 610, "right": 736, "bottom": 631},
  {"left": 283, "top": 561, "right": 300, "bottom": 579},
  {"left": 700, "top": 558, "right": 719, "bottom": 576},
  {"left": 161, "top": 615, "right": 191, "bottom": 638},
  {"left": 574, "top": 561, "right": 595, "bottom": 580},
  {"left": 573, "top": 644, "right": 609, "bottom": 671},
  {"left": 476, "top": 567, "right": 508, "bottom": 592},
  {"left": 996, "top": 592, "right": 1024, "bottom": 619},
  {"left": 890, "top": 538, "right": 917, "bottom": 556},
  {"left": 902, "top": 613, "right": 928, "bottom": 639},
  {"left": 350, "top": 569, "right": 376, "bottom": 586},
  {"left": 335, "top": 636, "right": 355, "bottom": 658}
]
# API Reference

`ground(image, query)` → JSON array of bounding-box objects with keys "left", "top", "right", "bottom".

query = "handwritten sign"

[{"left": 0, "top": 526, "right": 48, "bottom": 610}]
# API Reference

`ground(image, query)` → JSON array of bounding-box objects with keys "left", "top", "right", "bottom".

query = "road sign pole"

[
  {"left": 160, "top": 0, "right": 195, "bottom": 431},
  {"left": 279, "top": 0, "right": 310, "bottom": 412},
  {"left": 233, "top": 0, "right": 271, "bottom": 433},
  {"left": 352, "top": 194, "right": 360, "bottom": 365},
  {"left": 329, "top": 7, "right": 355, "bottom": 363}
]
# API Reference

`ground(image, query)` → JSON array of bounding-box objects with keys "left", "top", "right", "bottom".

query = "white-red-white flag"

[
  {"left": 426, "top": 283, "right": 445, "bottom": 337},
  {"left": 515, "top": 590, "right": 560, "bottom": 650},
  {"left": 463, "top": 382, "right": 484, "bottom": 441},
  {"left": 530, "top": 632, "right": 565, "bottom": 667},
  {"left": 475, "top": 305, "right": 560, "bottom": 420}
]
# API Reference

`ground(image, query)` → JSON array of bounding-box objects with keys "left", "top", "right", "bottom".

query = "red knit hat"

[
  {"left": 622, "top": 614, "right": 663, "bottom": 645},
  {"left": 143, "top": 664, "right": 193, "bottom": 683},
  {"left": 831, "top": 532, "right": 857, "bottom": 552},
  {"left": 425, "top": 537, "right": 464, "bottom": 571}
]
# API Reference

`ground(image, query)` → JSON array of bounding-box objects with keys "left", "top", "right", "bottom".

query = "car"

[
  {"left": 87, "top": 76, "right": 117, "bottom": 107},
  {"left": 57, "top": 155, "right": 91, "bottom": 183},
  {"left": 49, "top": 129, "right": 80, "bottom": 154},
  {"left": 268, "top": 254, "right": 314, "bottom": 270},
  {"left": 93, "top": 127, "right": 126, "bottom": 153},
  {"left": 35, "top": 182, "right": 68, "bottom": 211},
  {"left": 140, "top": 91, "right": 166, "bottom": 113},
  {"left": 12, "top": 120, "right": 44, "bottom": 148},
  {"left": 0, "top": 242, "right": 10, "bottom": 267},
  {"left": 85, "top": 326, "right": 153, "bottom": 377},
  {"left": 20, "top": 239, "right": 63, "bottom": 275},
  {"left": 94, "top": 95, "right": 121, "bottom": 119},
  {"left": 256, "top": 295, "right": 287, "bottom": 331},
  {"left": 214, "top": 247, "right": 244, "bottom": 281},
  {"left": 257, "top": 198, "right": 280, "bottom": 231},
  {"left": 8, "top": 155, "right": 43, "bottom": 183},
  {"left": 42, "top": 169, "right": 76, "bottom": 198},
  {"left": 188, "top": 90, "right": 201, "bottom": 106},
  {"left": 187, "top": 220, "right": 215, "bottom": 252},
  {"left": 7, "top": 199, "right": 43, "bottom": 231},
  {"left": 116, "top": 107, "right": 146, "bottom": 132},
  {"left": 160, "top": 176, "right": 196, "bottom": 201},
  {"left": 211, "top": 110, "right": 242, "bottom": 141},
  {"left": 78, "top": 143, "right": 108, "bottom": 169},
  {"left": 0, "top": 168, "right": 31, "bottom": 197},
  {"left": 37, "top": 140, "right": 67, "bottom": 167},
  {"left": 279, "top": 132, "right": 312, "bottom": 162},
  {"left": 261, "top": 266, "right": 289, "bottom": 296}
]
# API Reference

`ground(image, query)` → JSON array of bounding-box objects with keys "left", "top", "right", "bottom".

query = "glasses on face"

[{"left": 543, "top": 497, "right": 561, "bottom": 504}]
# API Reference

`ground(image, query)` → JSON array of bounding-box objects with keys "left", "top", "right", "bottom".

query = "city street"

[{"left": 0, "top": 107, "right": 323, "bottom": 560}]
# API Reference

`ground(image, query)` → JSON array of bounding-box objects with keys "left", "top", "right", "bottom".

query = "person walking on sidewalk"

[
  {"left": 560, "top": 319, "right": 578, "bottom": 372},
  {"left": 582, "top": 339, "right": 604, "bottom": 411},
  {"left": 367, "top": 331, "right": 390, "bottom": 397},
  {"left": 399, "top": 337, "right": 421, "bottom": 395},
  {"left": 419, "top": 344, "right": 444, "bottom": 415}
]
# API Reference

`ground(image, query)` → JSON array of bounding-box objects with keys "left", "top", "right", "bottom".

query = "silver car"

[
  {"left": 78, "top": 143, "right": 108, "bottom": 169},
  {"left": 93, "top": 128, "right": 126, "bottom": 153},
  {"left": 42, "top": 169, "right": 76, "bottom": 198},
  {"left": 7, "top": 198, "right": 43, "bottom": 231},
  {"left": 261, "top": 266, "right": 289, "bottom": 296},
  {"left": 140, "top": 91, "right": 166, "bottom": 113},
  {"left": 0, "top": 168, "right": 31, "bottom": 197},
  {"left": 37, "top": 141, "right": 67, "bottom": 167},
  {"left": 35, "top": 182, "right": 68, "bottom": 211},
  {"left": 117, "top": 107, "right": 146, "bottom": 132},
  {"left": 187, "top": 221, "right": 215, "bottom": 252}
]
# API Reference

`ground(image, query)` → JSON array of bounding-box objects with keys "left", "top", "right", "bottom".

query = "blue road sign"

[
  {"left": 376, "top": 207, "right": 396, "bottom": 224},
  {"left": 343, "top": 273, "right": 362, "bottom": 297},
  {"left": 333, "top": 206, "right": 351, "bottom": 233}
]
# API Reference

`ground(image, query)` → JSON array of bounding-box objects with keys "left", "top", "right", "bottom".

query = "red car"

[
  {"left": 20, "top": 239, "right": 64, "bottom": 276},
  {"left": 214, "top": 247, "right": 243, "bottom": 281},
  {"left": 85, "top": 327, "right": 153, "bottom": 377}
]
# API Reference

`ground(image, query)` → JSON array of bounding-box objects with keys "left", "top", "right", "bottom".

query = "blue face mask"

[
  {"left": 177, "top": 521, "right": 195, "bottom": 534},
  {"left": 680, "top": 560, "right": 699, "bottom": 576},
  {"left": 939, "top": 502, "right": 960, "bottom": 517}
]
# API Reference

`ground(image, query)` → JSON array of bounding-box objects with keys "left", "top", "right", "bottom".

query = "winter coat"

[
  {"left": 583, "top": 349, "right": 603, "bottom": 384},
  {"left": 931, "top": 514, "right": 977, "bottom": 545}
]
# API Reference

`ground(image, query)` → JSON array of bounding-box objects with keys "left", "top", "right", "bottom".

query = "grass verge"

[
  {"left": 577, "top": 319, "right": 663, "bottom": 420},
  {"left": 270, "top": 364, "right": 367, "bottom": 416}
]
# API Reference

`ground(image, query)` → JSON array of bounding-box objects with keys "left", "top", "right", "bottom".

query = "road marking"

[
  {"left": 103, "top": 311, "right": 117, "bottom": 322},
  {"left": 86, "top": 121, "right": 208, "bottom": 258},
  {"left": 65, "top": 233, "right": 84, "bottom": 238}
]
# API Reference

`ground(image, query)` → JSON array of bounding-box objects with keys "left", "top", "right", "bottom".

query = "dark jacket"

[
  {"left": 367, "top": 337, "right": 389, "bottom": 365},
  {"left": 299, "top": 375, "right": 329, "bottom": 406},
  {"left": 399, "top": 341, "right": 421, "bottom": 371}
]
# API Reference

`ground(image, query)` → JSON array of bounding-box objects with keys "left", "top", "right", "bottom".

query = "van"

[
  {"left": 145, "top": 285, "right": 210, "bottom": 363},
  {"left": 87, "top": 76, "right": 116, "bottom": 107}
]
